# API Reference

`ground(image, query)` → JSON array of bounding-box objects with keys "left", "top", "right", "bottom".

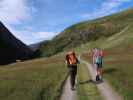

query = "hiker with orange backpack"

[
  {"left": 66, "top": 50, "right": 80, "bottom": 90},
  {"left": 92, "top": 48, "right": 103, "bottom": 81}
]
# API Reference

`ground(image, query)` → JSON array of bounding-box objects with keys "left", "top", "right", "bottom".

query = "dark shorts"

[
  {"left": 96, "top": 63, "right": 102, "bottom": 68},
  {"left": 68, "top": 64, "right": 77, "bottom": 73}
]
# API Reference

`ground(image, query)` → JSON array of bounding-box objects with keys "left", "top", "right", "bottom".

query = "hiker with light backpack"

[
  {"left": 66, "top": 50, "right": 80, "bottom": 90},
  {"left": 92, "top": 48, "right": 103, "bottom": 81}
]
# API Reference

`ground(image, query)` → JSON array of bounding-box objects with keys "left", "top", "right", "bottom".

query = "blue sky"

[{"left": 0, "top": 0, "right": 133, "bottom": 45}]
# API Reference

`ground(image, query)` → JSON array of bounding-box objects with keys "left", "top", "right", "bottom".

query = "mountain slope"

[
  {"left": 79, "top": 22, "right": 133, "bottom": 99},
  {"left": 40, "top": 8, "right": 133, "bottom": 57},
  {"left": 0, "top": 21, "right": 34, "bottom": 64}
]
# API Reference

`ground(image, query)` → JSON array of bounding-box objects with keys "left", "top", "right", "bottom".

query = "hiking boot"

[
  {"left": 71, "top": 86, "right": 76, "bottom": 91},
  {"left": 99, "top": 75, "right": 103, "bottom": 81},
  {"left": 71, "top": 87, "right": 74, "bottom": 91},
  {"left": 96, "top": 75, "right": 100, "bottom": 81}
]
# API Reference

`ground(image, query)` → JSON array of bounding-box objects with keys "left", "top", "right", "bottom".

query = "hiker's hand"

[
  {"left": 65, "top": 61, "right": 68, "bottom": 66},
  {"left": 77, "top": 61, "right": 80, "bottom": 64}
]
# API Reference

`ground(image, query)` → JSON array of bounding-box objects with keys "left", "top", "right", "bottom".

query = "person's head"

[
  {"left": 67, "top": 49, "right": 76, "bottom": 57},
  {"left": 93, "top": 47, "right": 97, "bottom": 52},
  {"left": 94, "top": 47, "right": 101, "bottom": 51}
]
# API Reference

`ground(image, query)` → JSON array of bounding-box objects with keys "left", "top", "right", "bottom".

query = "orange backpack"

[{"left": 66, "top": 52, "right": 77, "bottom": 65}]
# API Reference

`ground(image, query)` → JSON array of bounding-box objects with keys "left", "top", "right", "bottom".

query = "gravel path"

[
  {"left": 60, "top": 76, "right": 77, "bottom": 100},
  {"left": 82, "top": 60, "right": 123, "bottom": 100}
]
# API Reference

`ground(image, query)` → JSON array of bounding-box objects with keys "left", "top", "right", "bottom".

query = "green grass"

[
  {"left": 82, "top": 49, "right": 133, "bottom": 100},
  {"left": 34, "top": 8, "right": 133, "bottom": 100},
  {"left": 0, "top": 54, "right": 67, "bottom": 100},
  {"left": 103, "top": 45, "right": 133, "bottom": 100},
  {"left": 0, "top": 7, "right": 133, "bottom": 100},
  {"left": 40, "top": 8, "right": 133, "bottom": 57},
  {"left": 77, "top": 63, "right": 102, "bottom": 100},
  {"left": 103, "top": 62, "right": 133, "bottom": 100},
  {"left": 79, "top": 23, "right": 133, "bottom": 100}
]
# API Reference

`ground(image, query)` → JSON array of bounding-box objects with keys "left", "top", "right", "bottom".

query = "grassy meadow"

[
  {"left": 0, "top": 54, "right": 67, "bottom": 100},
  {"left": 0, "top": 8, "right": 133, "bottom": 100},
  {"left": 79, "top": 23, "right": 133, "bottom": 100}
]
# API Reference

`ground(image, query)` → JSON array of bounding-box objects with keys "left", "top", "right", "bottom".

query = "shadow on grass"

[
  {"left": 79, "top": 79, "right": 95, "bottom": 84},
  {"left": 103, "top": 68, "right": 118, "bottom": 74},
  {"left": 78, "top": 79, "right": 104, "bottom": 85}
]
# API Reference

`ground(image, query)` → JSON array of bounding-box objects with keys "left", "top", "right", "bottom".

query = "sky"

[{"left": 0, "top": 0, "right": 133, "bottom": 45}]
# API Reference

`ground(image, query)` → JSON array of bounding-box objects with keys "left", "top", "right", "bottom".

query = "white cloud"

[
  {"left": 0, "top": 0, "right": 41, "bottom": 44},
  {"left": 81, "top": 0, "right": 131, "bottom": 19},
  {"left": 36, "top": 32, "right": 59, "bottom": 40},
  {"left": 0, "top": 0, "right": 57, "bottom": 45},
  {"left": 0, "top": 0, "right": 34, "bottom": 25},
  {"left": 10, "top": 28, "right": 58, "bottom": 45}
]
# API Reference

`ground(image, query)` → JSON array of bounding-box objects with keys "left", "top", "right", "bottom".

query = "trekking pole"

[
  {"left": 76, "top": 54, "right": 81, "bottom": 87},
  {"left": 76, "top": 62, "right": 79, "bottom": 90}
]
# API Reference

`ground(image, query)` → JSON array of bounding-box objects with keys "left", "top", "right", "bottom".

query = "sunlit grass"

[
  {"left": 77, "top": 63, "right": 102, "bottom": 100},
  {"left": 0, "top": 54, "right": 67, "bottom": 100}
]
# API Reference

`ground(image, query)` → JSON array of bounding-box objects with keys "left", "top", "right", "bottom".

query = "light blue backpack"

[{"left": 95, "top": 56, "right": 102, "bottom": 64}]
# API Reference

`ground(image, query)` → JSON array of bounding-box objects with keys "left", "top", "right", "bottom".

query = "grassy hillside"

[
  {"left": 40, "top": 8, "right": 133, "bottom": 57},
  {"left": 79, "top": 22, "right": 133, "bottom": 100},
  {"left": 0, "top": 54, "right": 67, "bottom": 100},
  {"left": 0, "top": 8, "right": 132, "bottom": 100}
]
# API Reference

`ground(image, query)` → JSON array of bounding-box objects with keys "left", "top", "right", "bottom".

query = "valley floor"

[{"left": 0, "top": 54, "right": 67, "bottom": 100}]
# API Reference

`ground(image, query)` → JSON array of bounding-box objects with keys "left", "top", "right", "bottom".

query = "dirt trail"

[
  {"left": 81, "top": 59, "right": 123, "bottom": 100},
  {"left": 60, "top": 76, "right": 77, "bottom": 100},
  {"left": 108, "top": 26, "right": 129, "bottom": 41}
]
